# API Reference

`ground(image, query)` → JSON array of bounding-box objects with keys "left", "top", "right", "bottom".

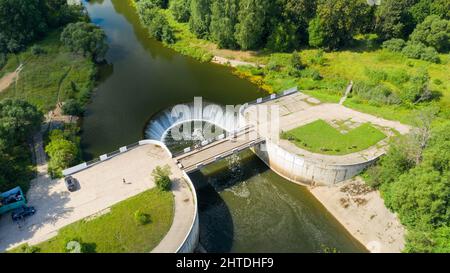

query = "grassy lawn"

[
  {"left": 0, "top": 30, "right": 96, "bottom": 112},
  {"left": 281, "top": 120, "right": 386, "bottom": 155},
  {"left": 10, "top": 189, "right": 174, "bottom": 253}
]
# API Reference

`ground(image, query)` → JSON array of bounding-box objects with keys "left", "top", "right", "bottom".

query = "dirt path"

[
  {"left": 212, "top": 56, "right": 264, "bottom": 68},
  {"left": 0, "top": 64, "right": 23, "bottom": 93}
]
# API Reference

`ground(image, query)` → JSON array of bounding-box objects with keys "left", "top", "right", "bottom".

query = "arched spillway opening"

[{"left": 144, "top": 100, "right": 246, "bottom": 154}]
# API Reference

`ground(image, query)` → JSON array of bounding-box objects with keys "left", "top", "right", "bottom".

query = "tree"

[
  {"left": 235, "top": 0, "right": 268, "bottom": 50},
  {"left": 209, "top": 0, "right": 238, "bottom": 49},
  {"left": 409, "top": 0, "right": 450, "bottom": 24},
  {"left": 60, "top": 22, "right": 108, "bottom": 63},
  {"left": 0, "top": 99, "right": 43, "bottom": 145},
  {"left": 151, "top": 165, "right": 172, "bottom": 191},
  {"left": 311, "top": 0, "right": 372, "bottom": 49},
  {"left": 147, "top": 10, "right": 176, "bottom": 44},
  {"left": 0, "top": 0, "right": 47, "bottom": 52},
  {"left": 283, "top": 0, "right": 316, "bottom": 40},
  {"left": 410, "top": 15, "right": 450, "bottom": 53},
  {"left": 189, "top": 0, "right": 210, "bottom": 38},
  {"left": 375, "top": 0, "right": 417, "bottom": 40},
  {"left": 308, "top": 17, "right": 326, "bottom": 48},
  {"left": 169, "top": 0, "right": 190, "bottom": 22},
  {"left": 62, "top": 99, "right": 84, "bottom": 116},
  {"left": 45, "top": 129, "right": 79, "bottom": 178}
]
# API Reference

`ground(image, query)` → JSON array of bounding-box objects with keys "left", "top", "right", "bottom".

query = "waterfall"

[{"left": 144, "top": 99, "right": 245, "bottom": 142}]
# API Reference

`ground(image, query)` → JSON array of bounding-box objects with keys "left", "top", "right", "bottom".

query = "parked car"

[
  {"left": 64, "top": 176, "right": 77, "bottom": 192},
  {"left": 11, "top": 206, "right": 36, "bottom": 222}
]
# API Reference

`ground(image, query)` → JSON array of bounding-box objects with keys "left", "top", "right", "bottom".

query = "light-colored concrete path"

[
  {"left": 244, "top": 92, "right": 411, "bottom": 165},
  {"left": 0, "top": 144, "right": 195, "bottom": 252},
  {"left": 310, "top": 178, "right": 405, "bottom": 253},
  {"left": 151, "top": 175, "right": 194, "bottom": 253}
]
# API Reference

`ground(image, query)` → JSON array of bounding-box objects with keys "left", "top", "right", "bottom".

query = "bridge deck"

[{"left": 175, "top": 128, "right": 263, "bottom": 173}]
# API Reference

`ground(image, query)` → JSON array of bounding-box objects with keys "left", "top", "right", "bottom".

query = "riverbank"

[{"left": 309, "top": 178, "right": 405, "bottom": 253}]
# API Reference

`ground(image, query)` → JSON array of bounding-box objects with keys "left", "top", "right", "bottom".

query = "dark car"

[
  {"left": 11, "top": 206, "right": 36, "bottom": 222},
  {"left": 64, "top": 176, "right": 77, "bottom": 192}
]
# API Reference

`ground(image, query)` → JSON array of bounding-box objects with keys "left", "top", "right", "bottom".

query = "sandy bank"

[{"left": 309, "top": 178, "right": 405, "bottom": 253}]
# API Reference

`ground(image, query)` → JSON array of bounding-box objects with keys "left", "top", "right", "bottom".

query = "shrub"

[
  {"left": 402, "top": 42, "right": 426, "bottom": 59},
  {"left": 420, "top": 47, "right": 440, "bottom": 63},
  {"left": 309, "top": 49, "right": 326, "bottom": 65},
  {"left": 64, "top": 237, "right": 85, "bottom": 253},
  {"left": 382, "top": 38, "right": 406, "bottom": 52},
  {"left": 387, "top": 69, "right": 410, "bottom": 85},
  {"left": 151, "top": 165, "right": 172, "bottom": 191},
  {"left": 401, "top": 42, "right": 440, "bottom": 63},
  {"left": 433, "top": 79, "right": 443, "bottom": 85},
  {"left": 146, "top": 10, "right": 176, "bottom": 44},
  {"left": 134, "top": 210, "right": 151, "bottom": 225},
  {"left": 62, "top": 99, "right": 84, "bottom": 116},
  {"left": 410, "top": 15, "right": 449, "bottom": 53},
  {"left": 20, "top": 244, "right": 40, "bottom": 253},
  {"left": 291, "top": 51, "right": 304, "bottom": 71},
  {"left": 31, "top": 45, "right": 46, "bottom": 55}
]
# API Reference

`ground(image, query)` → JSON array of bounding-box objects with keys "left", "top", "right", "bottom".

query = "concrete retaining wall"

[
  {"left": 176, "top": 172, "right": 200, "bottom": 253},
  {"left": 253, "top": 141, "right": 379, "bottom": 186}
]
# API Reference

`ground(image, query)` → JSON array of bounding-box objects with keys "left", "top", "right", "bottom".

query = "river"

[{"left": 81, "top": 0, "right": 366, "bottom": 253}]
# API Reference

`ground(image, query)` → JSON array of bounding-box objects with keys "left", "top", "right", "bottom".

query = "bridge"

[{"left": 173, "top": 126, "right": 264, "bottom": 173}]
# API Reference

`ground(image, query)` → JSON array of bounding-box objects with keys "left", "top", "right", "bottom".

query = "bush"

[
  {"left": 382, "top": 38, "right": 406, "bottom": 52},
  {"left": 134, "top": 210, "right": 151, "bottom": 225},
  {"left": 151, "top": 165, "right": 172, "bottom": 191},
  {"left": 420, "top": 47, "right": 440, "bottom": 63},
  {"left": 31, "top": 45, "right": 46, "bottom": 55},
  {"left": 19, "top": 244, "right": 40, "bottom": 253},
  {"left": 410, "top": 15, "right": 449, "bottom": 53},
  {"left": 402, "top": 42, "right": 426, "bottom": 59},
  {"left": 62, "top": 99, "right": 84, "bottom": 116},
  {"left": 146, "top": 10, "right": 176, "bottom": 44},
  {"left": 64, "top": 237, "right": 85, "bottom": 253},
  {"left": 309, "top": 49, "right": 326, "bottom": 65},
  {"left": 45, "top": 129, "right": 80, "bottom": 178},
  {"left": 401, "top": 42, "right": 440, "bottom": 63},
  {"left": 291, "top": 51, "right": 304, "bottom": 70}
]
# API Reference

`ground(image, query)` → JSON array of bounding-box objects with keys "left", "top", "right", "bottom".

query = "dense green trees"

[
  {"left": 169, "top": 0, "right": 190, "bottom": 22},
  {"left": 375, "top": 0, "right": 417, "bottom": 40},
  {"left": 189, "top": 0, "right": 211, "bottom": 38},
  {"left": 410, "top": 15, "right": 450, "bottom": 53},
  {"left": 0, "top": 0, "right": 84, "bottom": 53},
  {"left": 0, "top": 100, "right": 43, "bottom": 192},
  {"left": 235, "top": 0, "right": 268, "bottom": 50},
  {"left": 136, "top": 0, "right": 447, "bottom": 53},
  {"left": 366, "top": 113, "right": 450, "bottom": 252},
  {"left": 311, "top": 0, "right": 372, "bottom": 49},
  {"left": 209, "top": 0, "right": 238, "bottom": 49},
  {"left": 60, "top": 22, "right": 108, "bottom": 62}
]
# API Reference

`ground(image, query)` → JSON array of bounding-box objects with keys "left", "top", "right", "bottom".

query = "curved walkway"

[{"left": 0, "top": 143, "right": 195, "bottom": 252}]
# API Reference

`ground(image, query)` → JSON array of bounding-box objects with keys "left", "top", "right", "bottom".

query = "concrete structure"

[
  {"left": 0, "top": 142, "right": 197, "bottom": 253},
  {"left": 39, "top": 89, "right": 409, "bottom": 253}
]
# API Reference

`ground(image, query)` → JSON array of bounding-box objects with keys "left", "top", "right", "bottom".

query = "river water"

[{"left": 81, "top": 0, "right": 366, "bottom": 253}]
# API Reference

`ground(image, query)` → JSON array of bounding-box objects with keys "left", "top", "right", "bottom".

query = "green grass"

[
  {"left": 9, "top": 189, "right": 174, "bottom": 253},
  {"left": 282, "top": 119, "right": 387, "bottom": 155},
  {"left": 0, "top": 30, "right": 96, "bottom": 112}
]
